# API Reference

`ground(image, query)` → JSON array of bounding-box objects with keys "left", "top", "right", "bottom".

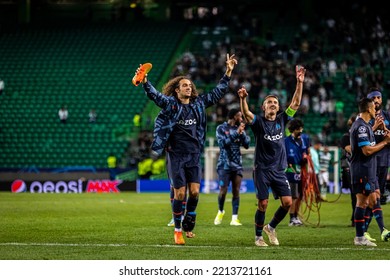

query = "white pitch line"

[
  {"left": 0, "top": 242, "right": 127, "bottom": 247},
  {"left": 1, "top": 242, "right": 390, "bottom": 251}
]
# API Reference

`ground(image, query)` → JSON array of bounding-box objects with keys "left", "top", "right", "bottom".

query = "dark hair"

[
  {"left": 162, "top": 76, "right": 199, "bottom": 100},
  {"left": 287, "top": 118, "right": 304, "bottom": 133},
  {"left": 368, "top": 86, "right": 380, "bottom": 92},
  {"left": 358, "top": 97, "right": 373, "bottom": 113},
  {"left": 228, "top": 108, "right": 240, "bottom": 119},
  {"left": 347, "top": 113, "right": 357, "bottom": 127}
]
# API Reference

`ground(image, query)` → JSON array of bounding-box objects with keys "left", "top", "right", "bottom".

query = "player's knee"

[
  {"left": 174, "top": 187, "right": 186, "bottom": 200},
  {"left": 219, "top": 187, "right": 228, "bottom": 196},
  {"left": 176, "top": 193, "right": 186, "bottom": 201},
  {"left": 281, "top": 197, "right": 292, "bottom": 209},
  {"left": 188, "top": 190, "right": 199, "bottom": 199},
  {"left": 357, "top": 201, "right": 368, "bottom": 208},
  {"left": 257, "top": 199, "right": 268, "bottom": 211}
]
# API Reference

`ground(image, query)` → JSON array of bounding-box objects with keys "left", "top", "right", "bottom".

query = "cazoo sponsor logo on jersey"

[
  {"left": 264, "top": 132, "right": 283, "bottom": 141},
  {"left": 374, "top": 129, "right": 387, "bottom": 136},
  {"left": 178, "top": 118, "right": 197, "bottom": 126}
]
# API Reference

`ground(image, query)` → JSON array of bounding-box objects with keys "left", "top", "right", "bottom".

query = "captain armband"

[{"left": 286, "top": 106, "right": 297, "bottom": 117}]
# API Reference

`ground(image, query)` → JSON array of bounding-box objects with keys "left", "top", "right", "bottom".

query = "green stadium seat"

[{"left": 0, "top": 21, "right": 188, "bottom": 168}]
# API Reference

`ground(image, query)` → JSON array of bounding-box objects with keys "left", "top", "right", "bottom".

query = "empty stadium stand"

[{"left": 0, "top": 21, "right": 188, "bottom": 169}]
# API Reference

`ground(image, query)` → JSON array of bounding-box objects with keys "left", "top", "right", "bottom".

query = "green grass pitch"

[{"left": 0, "top": 192, "right": 389, "bottom": 260}]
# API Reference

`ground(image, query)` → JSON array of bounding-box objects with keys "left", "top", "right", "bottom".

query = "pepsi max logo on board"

[{"left": 5, "top": 179, "right": 136, "bottom": 193}]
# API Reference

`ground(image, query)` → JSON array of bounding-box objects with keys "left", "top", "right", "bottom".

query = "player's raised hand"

[
  {"left": 296, "top": 65, "right": 306, "bottom": 83},
  {"left": 237, "top": 86, "right": 248, "bottom": 99},
  {"left": 225, "top": 54, "right": 238, "bottom": 77}
]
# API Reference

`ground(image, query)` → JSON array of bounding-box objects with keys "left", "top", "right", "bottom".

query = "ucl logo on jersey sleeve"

[{"left": 358, "top": 126, "right": 367, "bottom": 133}]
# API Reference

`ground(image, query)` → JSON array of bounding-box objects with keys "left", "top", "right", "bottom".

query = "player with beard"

[
  {"left": 238, "top": 65, "right": 306, "bottom": 247},
  {"left": 214, "top": 108, "right": 250, "bottom": 226},
  {"left": 350, "top": 97, "right": 390, "bottom": 246},
  {"left": 362, "top": 88, "right": 390, "bottom": 242},
  {"left": 368, "top": 88, "right": 390, "bottom": 205}
]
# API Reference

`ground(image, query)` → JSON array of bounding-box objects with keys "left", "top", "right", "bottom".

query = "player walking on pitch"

[{"left": 214, "top": 108, "right": 250, "bottom": 226}]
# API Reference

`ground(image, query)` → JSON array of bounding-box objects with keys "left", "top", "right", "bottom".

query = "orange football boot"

[
  {"left": 132, "top": 63, "right": 152, "bottom": 86},
  {"left": 174, "top": 231, "right": 185, "bottom": 245}
]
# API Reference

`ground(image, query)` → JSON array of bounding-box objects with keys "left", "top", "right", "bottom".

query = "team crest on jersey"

[{"left": 358, "top": 126, "right": 367, "bottom": 133}]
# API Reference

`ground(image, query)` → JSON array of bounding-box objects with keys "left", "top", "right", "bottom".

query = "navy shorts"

[
  {"left": 352, "top": 178, "right": 375, "bottom": 196},
  {"left": 253, "top": 168, "right": 291, "bottom": 200},
  {"left": 217, "top": 169, "right": 243, "bottom": 188},
  {"left": 167, "top": 152, "right": 202, "bottom": 188}
]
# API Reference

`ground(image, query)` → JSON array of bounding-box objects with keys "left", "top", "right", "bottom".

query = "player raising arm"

[
  {"left": 237, "top": 65, "right": 306, "bottom": 247},
  {"left": 134, "top": 54, "right": 238, "bottom": 245}
]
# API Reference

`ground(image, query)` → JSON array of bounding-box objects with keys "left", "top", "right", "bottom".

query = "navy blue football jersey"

[
  {"left": 250, "top": 111, "right": 292, "bottom": 170},
  {"left": 350, "top": 117, "right": 377, "bottom": 184}
]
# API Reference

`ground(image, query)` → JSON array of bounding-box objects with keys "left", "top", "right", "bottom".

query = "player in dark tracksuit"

[
  {"left": 350, "top": 97, "right": 390, "bottom": 246},
  {"left": 285, "top": 119, "right": 310, "bottom": 226},
  {"left": 214, "top": 108, "right": 250, "bottom": 226},
  {"left": 137, "top": 54, "right": 238, "bottom": 245},
  {"left": 238, "top": 65, "right": 306, "bottom": 247}
]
